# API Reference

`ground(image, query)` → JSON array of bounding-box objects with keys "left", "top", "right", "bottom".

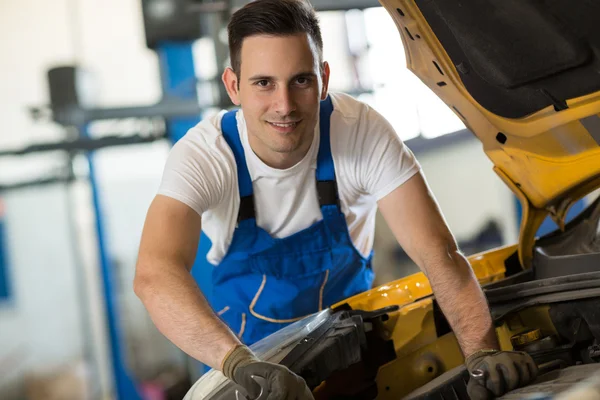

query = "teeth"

[{"left": 271, "top": 122, "right": 296, "bottom": 127}]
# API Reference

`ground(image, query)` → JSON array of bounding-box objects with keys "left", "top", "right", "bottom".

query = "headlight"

[{"left": 184, "top": 310, "right": 332, "bottom": 400}]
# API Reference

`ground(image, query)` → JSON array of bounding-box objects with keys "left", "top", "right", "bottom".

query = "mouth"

[{"left": 267, "top": 120, "right": 301, "bottom": 133}]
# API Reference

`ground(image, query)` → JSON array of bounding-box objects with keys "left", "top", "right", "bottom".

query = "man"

[{"left": 134, "top": 0, "right": 537, "bottom": 399}]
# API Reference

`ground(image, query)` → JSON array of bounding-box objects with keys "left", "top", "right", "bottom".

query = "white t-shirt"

[{"left": 158, "top": 92, "right": 420, "bottom": 265}]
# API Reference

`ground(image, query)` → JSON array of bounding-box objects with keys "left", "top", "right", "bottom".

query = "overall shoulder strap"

[
  {"left": 315, "top": 96, "right": 340, "bottom": 208},
  {"left": 221, "top": 110, "right": 255, "bottom": 222}
]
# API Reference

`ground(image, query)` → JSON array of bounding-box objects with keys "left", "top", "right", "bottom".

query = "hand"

[
  {"left": 222, "top": 345, "right": 314, "bottom": 400},
  {"left": 466, "top": 350, "right": 538, "bottom": 400}
]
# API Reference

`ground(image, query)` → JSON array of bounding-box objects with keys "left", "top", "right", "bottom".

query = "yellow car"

[{"left": 186, "top": 0, "right": 600, "bottom": 398}]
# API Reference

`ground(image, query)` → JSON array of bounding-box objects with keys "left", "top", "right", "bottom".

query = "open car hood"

[{"left": 379, "top": 0, "right": 600, "bottom": 268}]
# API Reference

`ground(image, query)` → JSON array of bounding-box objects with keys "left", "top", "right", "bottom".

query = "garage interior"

[{"left": 1, "top": 0, "right": 599, "bottom": 399}]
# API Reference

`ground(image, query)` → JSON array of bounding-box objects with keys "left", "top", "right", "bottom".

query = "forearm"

[
  {"left": 422, "top": 246, "right": 499, "bottom": 357},
  {"left": 134, "top": 262, "right": 240, "bottom": 370},
  {"left": 376, "top": 175, "right": 499, "bottom": 357}
]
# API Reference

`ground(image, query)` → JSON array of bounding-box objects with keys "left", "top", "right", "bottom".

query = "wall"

[
  {"left": 1, "top": 0, "right": 84, "bottom": 397},
  {"left": 0, "top": 186, "right": 81, "bottom": 397}
]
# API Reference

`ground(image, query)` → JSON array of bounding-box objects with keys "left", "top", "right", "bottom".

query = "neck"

[{"left": 248, "top": 132, "right": 314, "bottom": 170}]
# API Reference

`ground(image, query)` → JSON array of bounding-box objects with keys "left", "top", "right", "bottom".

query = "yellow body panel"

[
  {"left": 331, "top": 245, "right": 518, "bottom": 397},
  {"left": 334, "top": 244, "right": 514, "bottom": 313}
]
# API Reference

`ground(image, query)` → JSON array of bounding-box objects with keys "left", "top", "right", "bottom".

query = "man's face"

[{"left": 223, "top": 33, "right": 329, "bottom": 167}]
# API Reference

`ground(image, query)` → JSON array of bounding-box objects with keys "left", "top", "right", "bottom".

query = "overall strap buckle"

[{"left": 316, "top": 96, "right": 340, "bottom": 210}]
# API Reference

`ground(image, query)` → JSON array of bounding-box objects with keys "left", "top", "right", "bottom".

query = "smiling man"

[{"left": 134, "top": 1, "right": 536, "bottom": 399}]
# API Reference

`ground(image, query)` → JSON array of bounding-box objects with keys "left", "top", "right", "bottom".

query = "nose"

[{"left": 273, "top": 86, "right": 296, "bottom": 116}]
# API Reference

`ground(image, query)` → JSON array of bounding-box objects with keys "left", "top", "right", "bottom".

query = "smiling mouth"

[
  {"left": 268, "top": 121, "right": 300, "bottom": 128},
  {"left": 267, "top": 120, "right": 301, "bottom": 133}
]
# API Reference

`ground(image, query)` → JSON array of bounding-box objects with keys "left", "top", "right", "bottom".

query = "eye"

[
  {"left": 296, "top": 77, "right": 311, "bottom": 85},
  {"left": 255, "top": 80, "right": 270, "bottom": 87}
]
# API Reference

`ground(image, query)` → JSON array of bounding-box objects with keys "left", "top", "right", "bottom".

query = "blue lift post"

[
  {"left": 82, "top": 123, "right": 143, "bottom": 400},
  {"left": 0, "top": 198, "right": 11, "bottom": 301},
  {"left": 157, "top": 41, "right": 203, "bottom": 142}
]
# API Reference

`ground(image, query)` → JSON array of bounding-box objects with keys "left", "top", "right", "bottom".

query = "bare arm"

[
  {"left": 378, "top": 172, "right": 499, "bottom": 356},
  {"left": 134, "top": 195, "right": 240, "bottom": 369}
]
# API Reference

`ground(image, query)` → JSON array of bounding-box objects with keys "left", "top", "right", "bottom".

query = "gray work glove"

[
  {"left": 466, "top": 350, "right": 538, "bottom": 400},
  {"left": 222, "top": 345, "right": 314, "bottom": 400}
]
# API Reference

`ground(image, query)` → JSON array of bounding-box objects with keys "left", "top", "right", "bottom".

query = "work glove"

[
  {"left": 222, "top": 345, "right": 314, "bottom": 400},
  {"left": 466, "top": 350, "right": 538, "bottom": 400}
]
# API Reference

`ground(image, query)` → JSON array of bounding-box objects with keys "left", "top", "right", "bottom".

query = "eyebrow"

[{"left": 247, "top": 71, "right": 318, "bottom": 82}]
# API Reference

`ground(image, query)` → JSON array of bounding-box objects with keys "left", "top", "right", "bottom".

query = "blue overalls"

[{"left": 201, "top": 96, "right": 374, "bottom": 345}]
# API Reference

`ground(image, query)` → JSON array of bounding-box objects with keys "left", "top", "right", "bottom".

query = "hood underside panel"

[
  {"left": 416, "top": 0, "right": 600, "bottom": 119},
  {"left": 381, "top": 0, "right": 600, "bottom": 266}
]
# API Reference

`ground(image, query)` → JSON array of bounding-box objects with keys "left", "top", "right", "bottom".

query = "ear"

[
  {"left": 222, "top": 67, "right": 241, "bottom": 106},
  {"left": 320, "top": 61, "right": 331, "bottom": 101}
]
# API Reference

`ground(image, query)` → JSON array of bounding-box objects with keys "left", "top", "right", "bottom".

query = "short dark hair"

[{"left": 227, "top": 0, "right": 324, "bottom": 79}]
